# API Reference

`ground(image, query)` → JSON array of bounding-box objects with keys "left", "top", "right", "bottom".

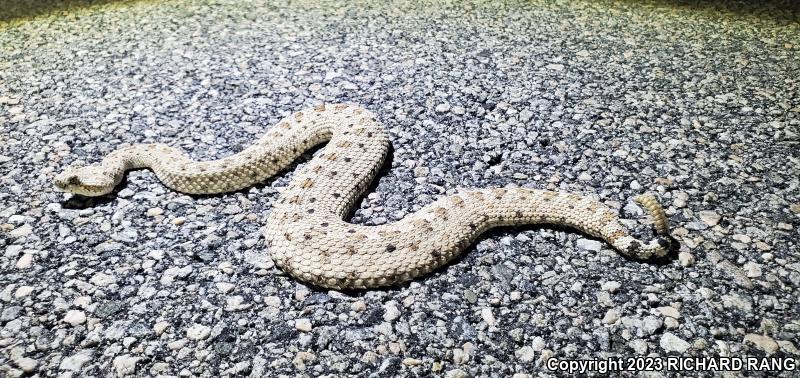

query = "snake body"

[{"left": 55, "top": 104, "right": 671, "bottom": 289}]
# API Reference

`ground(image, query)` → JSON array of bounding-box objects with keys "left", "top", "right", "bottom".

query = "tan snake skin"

[{"left": 54, "top": 104, "right": 672, "bottom": 289}]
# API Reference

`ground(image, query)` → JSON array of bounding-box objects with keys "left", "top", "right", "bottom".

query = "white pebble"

[
  {"left": 16, "top": 253, "right": 33, "bottom": 269},
  {"left": 153, "top": 321, "right": 170, "bottom": 336},
  {"left": 602, "top": 308, "right": 621, "bottom": 324},
  {"left": 16, "top": 357, "right": 38, "bottom": 373},
  {"left": 146, "top": 207, "right": 164, "bottom": 217},
  {"left": 63, "top": 310, "right": 86, "bottom": 326},
  {"left": 743, "top": 262, "right": 762, "bottom": 278},
  {"left": 383, "top": 302, "right": 401, "bottom": 322},
  {"left": 660, "top": 332, "right": 690, "bottom": 353},
  {"left": 481, "top": 308, "right": 496, "bottom": 327},
  {"left": 295, "top": 318, "right": 312, "bottom": 332},
  {"left": 514, "top": 346, "right": 535, "bottom": 362},
  {"left": 657, "top": 306, "right": 680, "bottom": 319},
  {"left": 90, "top": 272, "right": 116, "bottom": 287},
  {"left": 186, "top": 324, "right": 211, "bottom": 340},
  {"left": 14, "top": 286, "right": 34, "bottom": 298},
  {"left": 215, "top": 282, "right": 235, "bottom": 294},
  {"left": 9, "top": 224, "right": 32, "bottom": 238},
  {"left": 113, "top": 354, "right": 140, "bottom": 376},
  {"left": 678, "top": 252, "right": 695, "bottom": 267},
  {"left": 576, "top": 238, "right": 602, "bottom": 252},
  {"left": 601, "top": 281, "right": 621, "bottom": 293},
  {"left": 698, "top": 211, "right": 721, "bottom": 227},
  {"left": 59, "top": 350, "right": 93, "bottom": 371},
  {"left": 351, "top": 300, "right": 366, "bottom": 312},
  {"left": 435, "top": 103, "right": 451, "bottom": 113}
]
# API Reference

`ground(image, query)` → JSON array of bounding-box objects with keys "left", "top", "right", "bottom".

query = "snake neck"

[
  {"left": 105, "top": 145, "right": 163, "bottom": 170},
  {"left": 86, "top": 145, "right": 160, "bottom": 189}
]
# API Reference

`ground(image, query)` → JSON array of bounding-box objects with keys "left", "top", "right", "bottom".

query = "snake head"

[{"left": 54, "top": 165, "right": 116, "bottom": 196}]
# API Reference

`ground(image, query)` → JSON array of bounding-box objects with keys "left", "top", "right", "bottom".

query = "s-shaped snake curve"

[{"left": 55, "top": 103, "right": 672, "bottom": 289}]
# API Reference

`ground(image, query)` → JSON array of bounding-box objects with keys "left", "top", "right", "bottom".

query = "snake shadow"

[{"left": 61, "top": 180, "right": 128, "bottom": 209}]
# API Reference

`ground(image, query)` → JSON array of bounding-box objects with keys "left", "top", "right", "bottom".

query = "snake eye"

[{"left": 67, "top": 175, "right": 81, "bottom": 185}]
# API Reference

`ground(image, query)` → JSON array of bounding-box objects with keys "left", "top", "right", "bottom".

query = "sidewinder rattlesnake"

[{"left": 55, "top": 103, "right": 672, "bottom": 289}]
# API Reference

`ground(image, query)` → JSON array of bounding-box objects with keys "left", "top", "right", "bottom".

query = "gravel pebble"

[
  {"left": 295, "top": 318, "right": 313, "bottom": 332},
  {"left": 678, "top": 252, "right": 695, "bottom": 267},
  {"left": 698, "top": 211, "right": 721, "bottom": 227},
  {"left": 660, "top": 333, "right": 691, "bottom": 353},
  {"left": 146, "top": 207, "right": 164, "bottom": 216},
  {"left": 153, "top": 321, "right": 170, "bottom": 335},
  {"left": 60, "top": 350, "right": 93, "bottom": 371},
  {"left": 743, "top": 334, "right": 780, "bottom": 354},
  {"left": 481, "top": 308, "right": 496, "bottom": 327},
  {"left": 657, "top": 306, "right": 680, "bottom": 319},
  {"left": 8, "top": 223, "right": 32, "bottom": 238},
  {"left": 15, "top": 253, "right": 33, "bottom": 269},
  {"left": 576, "top": 238, "right": 602, "bottom": 252},
  {"left": 113, "top": 355, "right": 141, "bottom": 376},
  {"left": 16, "top": 357, "right": 38, "bottom": 373},
  {"left": 383, "top": 302, "right": 401, "bottom": 322},
  {"left": 515, "top": 346, "right": 536, "bottom": 362},
  {"left": 602, "top": 308, "right": 621, "bottom": 324},
  {"left": 63, "top": 309, "right": 87, "bottom": 326},
  {"left": 14, "top": 285, "right": 33, "bottom": 298},
  {"left": 446, "top": 369, "right": 469, "bottom": 378},
  {"left": 601, "top": 281, "right": 621, "bottom": 293},
  {"left": 186, "top": 324, "right": 211, "bottom": 341}
]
